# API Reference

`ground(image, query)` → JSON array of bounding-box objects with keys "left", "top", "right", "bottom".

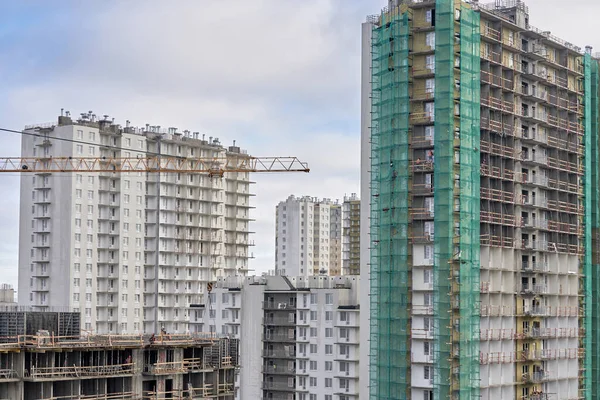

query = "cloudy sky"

[{"left": 1, "top": 0, "right": 599, "bottom": 295}]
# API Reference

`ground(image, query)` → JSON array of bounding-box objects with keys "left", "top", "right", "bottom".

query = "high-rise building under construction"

[{"left": 361, "top": 0, "right": 600, "bottom": 399}]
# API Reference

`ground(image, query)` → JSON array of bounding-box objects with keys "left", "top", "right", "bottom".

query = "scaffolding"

[
  {"left": 432, "top": 0, "right": 454, "bottom": 399},
  {"left": 369, "top": 6, "right": 411, "bottom": 400},
  {"left": 457, "top": 5, "right": 481, "bottom": 400},
  {"left": 585, "top": 53, "right": 599, "bottom": 400}
]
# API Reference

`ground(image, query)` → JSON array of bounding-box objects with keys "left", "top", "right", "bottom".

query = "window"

[
  {"left": 76, "top": 145, "right": 83, "bottom": 155},
  {"left": 310, "top": 327, "right": 317, "bottom": 337},
  {"left": 310, "top": 311, "right": 317, "bottom": 321},
  {"left": 426, "top": 55, "right": 435, "bottom": 71},
  {"left": 310, "top": 360, "right": 317, "bottom": 370},
  {"left": 340, "top": 327, "right": 349, "bottom": 339},
  {"left": 424, "top": 293, "right": 432, "bottom": 306},
  {"left": 339, "top": 311, "right": 347, "bottom": 322},
  {"left": 325, "top": 344, "right": 333, "bottom": 355},
  {"left": 310, "top": 293, "right": 317, "bottom": 304},
  {"left": 424, "top": 341, "right": 431, "bottom": 356},
  {"left": 426, "top": 31, "right": 435, "bottom": 48},
  {"left": 222, "top": 293, "right": 229, "bottom": 303},
  {"left": 325, "top": 361, "right": 333, "bottom": 371},
  {"left": 325, "top": 378, "right": 332, "bottom": 388},
  {"left": 325, "top": 328, "right": 333, "bottom": 338},
  {"left": 424, "top": 365, "right": 432, "bottom": 380},
  {"left": 87, "top": 190, "right": 93, "bottom": 200},
  {"left": 424, "top": 269, "right": 432, "bottom": 284},
  {"left": 325, "top": 311, "right": 333, "bottom": 321},
  {"left": 309, "top": 377, "right": 317, "bottom": 387},
  {"left": 89, "top": 132, "right": 95, "bottom": 141},
  {"left": 325, "top": 293, "right": 333, "bottom": 304},
  {"left": 76, "top": 189, "right": 82, "bottom": 199},
  {"left": 310, "top": 344, "right": 317, "bottom": 354},
  {"left": 88, "top": 146, "right": 95, "bottom": 156},
  {"left": 87, "top": 205, "right": 93, "bottom": 214},
  {"left": 424, "top": 317, "right": 433, "bottom": 332},
  {"left": 77, "top": 130, "right": 83, "bottom": 139}
]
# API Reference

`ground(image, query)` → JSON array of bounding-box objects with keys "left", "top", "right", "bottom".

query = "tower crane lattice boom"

[{"left": 0, "top": 156, "right": 310, "bottom": 176}]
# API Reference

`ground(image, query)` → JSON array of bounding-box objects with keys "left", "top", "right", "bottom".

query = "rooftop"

[{"left": 24, "top": 109, "right": 248, "bottom": 155}]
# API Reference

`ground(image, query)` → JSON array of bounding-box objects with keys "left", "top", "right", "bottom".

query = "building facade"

[
  {"left": 341, "top": 194, "right": 360, "bottom": 276},
  {"left": 275, "top": 196, "right": 341, "bottom": 277},
  {"left": 189, "top": 275, "right": 361, "bottom": 400},
  {"left": 18, "top": 112, "right": 253, "bottom": 335},
  {"left": 363, "top": 1, "right": 600, "bottom": 399}
]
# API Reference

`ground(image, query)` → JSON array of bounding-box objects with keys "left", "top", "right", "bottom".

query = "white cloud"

[{"left": 0, "top": 0, "right": 381, "bottom": 290}]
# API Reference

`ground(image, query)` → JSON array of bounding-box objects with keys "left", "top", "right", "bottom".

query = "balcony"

[
  {"left": 262, "top": 382, "right": 296, "bottom": 392},
  {"left": 264, "top": 316, "right": 296, "bottom": 326},
  {"left": 263, "top": 302, "right": 297, "bottom": 311},
  {"left": 521, "top": 262, "right": 549, "bottom": 273},
  {"left": 262, "top": 333, "right": 297, "bottom": 343},
  {"left": 27, "top": 363, "right": 135, "bottom": 380},
  {"left": 519, "top": 306, "right": 546, "bottom": 316},
  {"left": 410, "top": 208, "right": 434, "bottom": 221},
  {"left": 144, "top": 361, "right": 186, "bottom": 375},
  {"left": 263, "top": 366, "right": 296, "bottom": 375},
  {"left": 522, "top": 371, "right": 549, "bottom": 383},
  {"left": 0, "top": 369, "right": 19, "bottom": 381},
  {"left": 410, "top": 112, "right": 434, "bottom": 125},
  {"left": 263, "top": 349, "right": 296, "bottom": 359},
  {"left": 518, "top": 284, "right": 547, "bottom": 295}
]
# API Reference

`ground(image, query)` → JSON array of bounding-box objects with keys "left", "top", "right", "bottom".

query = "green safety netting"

[{"left": 369, "top": 9, "right": 411, "bottom": 400}]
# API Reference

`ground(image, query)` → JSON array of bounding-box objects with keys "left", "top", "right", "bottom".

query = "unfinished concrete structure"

[{"left": 0, "top": 333, "right": 238, "bottom": 400}]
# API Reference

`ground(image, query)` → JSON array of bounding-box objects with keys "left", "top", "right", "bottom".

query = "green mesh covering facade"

[
  {"left": 432, "top": 0, "right": 454, "bottom": 398},
  {"left": 369, "top": 9, "right": 411, "bottom": 400},
  {"left": 585, "top": 54, "right": 599, "bottom": 400},
  {"left": 457, "top": 6, "right": 481, "bottom": 400}
]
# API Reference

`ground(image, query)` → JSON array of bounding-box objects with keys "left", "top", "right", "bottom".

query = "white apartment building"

[
  {"left": 189, "top": 275, "right": 361, "bottom": 400},
  {"left": 275, "top": 195, "right": 342, "bottom": 277},
  {"left": 18, "top": 111, "right": 253, "bottom": 334}
]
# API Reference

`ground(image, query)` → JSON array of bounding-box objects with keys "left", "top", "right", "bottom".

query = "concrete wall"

[
  {"left": 239, "top": 283, "right": 264, "bottom": 400},
  {"left": 359, "top": 20, "right": 373, "bottom": 400}
]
